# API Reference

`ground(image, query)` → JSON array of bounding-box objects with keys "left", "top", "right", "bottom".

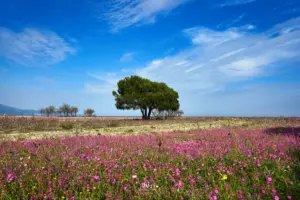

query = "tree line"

[{"left": 39, "top": 104, "right": 95, "bottom": 117}]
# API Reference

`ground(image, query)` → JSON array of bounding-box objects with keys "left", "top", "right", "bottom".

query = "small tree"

[
  {"left": 84, "top": 108, "right": 95, "bottom": 117},
  {"left": 71, "top": 106, "right": 79, "bottom": 117},
  {"left": 44, "top": 105, "right": 56, "bottom": 117},
  {"left": 59, "top": 104, "right": 71, "bottom": 117},
  {"left": 112, "top": 76, "right": 180, "bottom": 119},
  {"left": 39, "top": 108, "right": 45, "bottom": 116},
  {"left": 176, "top": 109, "right": 184, "bottom": 117},
  {"left": 56, "top": 108, "right": 63, "bottom": 117}
]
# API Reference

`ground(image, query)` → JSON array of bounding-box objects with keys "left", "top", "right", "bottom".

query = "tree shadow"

[{"left": 264, "top": 127, "right": 300, "bottom": 137}]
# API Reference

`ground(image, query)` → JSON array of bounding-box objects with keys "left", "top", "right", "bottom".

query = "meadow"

[{"left": 0, "top": 117, "right": 299, "bottom": 199}]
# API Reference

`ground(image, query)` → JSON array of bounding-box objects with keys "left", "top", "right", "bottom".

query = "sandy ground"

[{"left": 0, "top": 121, "right": 220, "bottom": 141}]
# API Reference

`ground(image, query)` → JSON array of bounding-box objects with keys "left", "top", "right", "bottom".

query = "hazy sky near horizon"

[{"left": 0, "top": 0, "right": 300, "bottom": 116}]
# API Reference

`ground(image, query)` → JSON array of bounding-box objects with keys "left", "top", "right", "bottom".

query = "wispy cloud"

[
  {"left": 217, "top": 14, "right": 256, "bottom": 31},
  {"left": 0, "top": 28, "right": 76, "bottom": 66},
  {"left": 104, "top": 0, "right": 191, "bottom": 32},
  {"left": 218, "top": 0, "right": 256, "bottom": 7},
  {"left": 183, "top": 27, "right": 243, "bottom": 46},
  {"left": 85, "top": 72, "right": 122, "bottom": 95},
  {"left": 120, "top": 52, "right": 135, "bottom": 62},
  {"left": 86, "top": 17, "right": 300, "bottom": 96}
]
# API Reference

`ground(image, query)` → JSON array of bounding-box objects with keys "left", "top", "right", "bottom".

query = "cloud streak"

[
  {"left": 120, "top": 52, "right": 135, "bottom": 62},
  {"left": 0, "top": 28, "right": 76, "bottom": 66},
  {"left": 104, "top": 0, "right": 191, "bottom": 32},
  {"left": 219, "top": 0, "right": 256, "bottom": 7}
]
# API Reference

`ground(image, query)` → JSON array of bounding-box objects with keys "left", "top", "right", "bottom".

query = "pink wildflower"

[
  {"left": 175, "top": 180, "right": 183, "bottom": 189},
  {"left": 288, "top": 195, "right": 292, "bottom": 199},
  {"left": 123, "top": 184, "right": 128, "bottom": 190},
  {"left": 141, "top": 182, "right": 148, "bottom": 189},
  {"left": 212, "top": 195, "right": 217, "bottom": 200},
  {"left": 274, "top": 196, "right": 280, "bottom": 200},
  {"left": 214, "top": 189, "right": 219, "bottom": 194},
  {"left": 279, "top": 152, "right": 284, "bottom": 157},
  {"left": 7, "top": 173, "right": 17, "bottom": 183},
  {"left": 267, "top": 176, "right": 272, "bottom": 184},
  {"left": 176, "top": 168, "right": 181, "bottom": 176},
  {"left": 256, "top": 160, "right": 261, "bottom": 167},
  {"left": 92, "top": 175, "right": 99, "bottom": 181}
]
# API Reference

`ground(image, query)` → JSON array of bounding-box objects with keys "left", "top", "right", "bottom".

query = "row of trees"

[{"left": 39, "top": 104, "right": 95, "bottom": 117}]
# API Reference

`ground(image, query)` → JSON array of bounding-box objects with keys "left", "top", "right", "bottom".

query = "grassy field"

[{"left": 0, "top": 117, "right": 299, "bottom": 199}]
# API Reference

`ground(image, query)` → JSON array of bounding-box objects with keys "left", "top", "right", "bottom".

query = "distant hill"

[{"left": 0, "top": 104, "right": 38, "bottom": 116}]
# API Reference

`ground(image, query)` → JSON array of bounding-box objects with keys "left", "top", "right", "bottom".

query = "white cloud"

[
  {"left": 104, "top": 0, "right": 191, "bottom": 32},
  {"left": 120, "top": 52, "right": 135, "bottom": 62},
  {"left": 246, "top": 24, "right": 256, "bottom": 30},
  {"left": 219, "top": 0, "right": 256, "bottom": 7},
  {"left": 184, "top": 27, "right": 243, "bottom": 46},
  {"left": 0, "top": 28, "right": 76, "bottom": 66}
]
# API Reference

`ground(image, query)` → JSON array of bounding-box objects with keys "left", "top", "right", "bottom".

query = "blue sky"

[{"left": 0, "top": 0, "right": 300, "bottom": 116}]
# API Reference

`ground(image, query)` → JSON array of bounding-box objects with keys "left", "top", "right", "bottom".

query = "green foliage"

[{"left": 112, "top": 75, "right": 180, "bottom": 119}]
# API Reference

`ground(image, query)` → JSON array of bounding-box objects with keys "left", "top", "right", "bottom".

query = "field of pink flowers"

[{"left": 0, "top": 128, "right": 299, "bottom": 199}]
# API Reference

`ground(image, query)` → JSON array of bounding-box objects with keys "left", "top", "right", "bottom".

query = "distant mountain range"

[{"left": 0, "top": 104, "right": 38, "bottom": 116}]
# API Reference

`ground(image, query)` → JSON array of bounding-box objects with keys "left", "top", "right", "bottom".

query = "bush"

[{"left": 151, "top": 109, "right": 184, "bottom": 119}]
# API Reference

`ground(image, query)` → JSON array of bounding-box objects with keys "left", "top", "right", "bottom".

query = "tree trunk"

[
  {"left": 140, "top": 108, "right": 145, "bottom": 119},
  {"left": 141, "top": 107, "right": 150, "bottom": 120},
  {"left": 147, "top": 108, "right": 153, "bottom": 119},
  {"left": 140, "top": 107, "right": 152, "bottom": 120}
]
